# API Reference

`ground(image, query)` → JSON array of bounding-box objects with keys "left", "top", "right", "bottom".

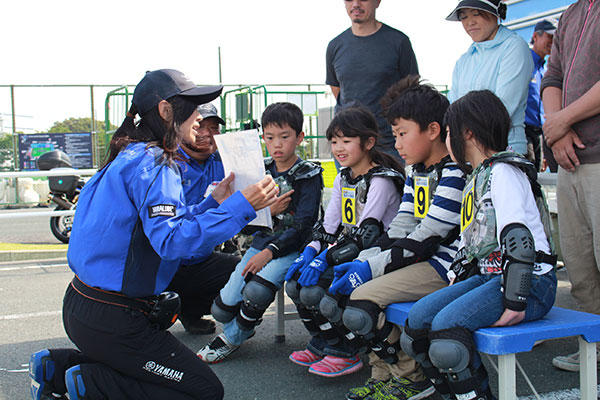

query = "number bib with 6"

[{"left": 341, "top": 186, "right": 357, "bottom": 226}]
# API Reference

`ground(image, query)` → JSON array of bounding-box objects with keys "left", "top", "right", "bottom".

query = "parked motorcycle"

[{"left": 37, "top": 150, "right": 84, "bottom": 243}]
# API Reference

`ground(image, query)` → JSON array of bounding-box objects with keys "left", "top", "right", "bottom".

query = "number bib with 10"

[{"left": 461, "top": 178, "right": 475, "bottom": 232}]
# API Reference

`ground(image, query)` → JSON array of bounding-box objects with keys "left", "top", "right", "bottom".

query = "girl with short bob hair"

[{"left": 400, "top": 90, "right": 557, "bottom": 400}]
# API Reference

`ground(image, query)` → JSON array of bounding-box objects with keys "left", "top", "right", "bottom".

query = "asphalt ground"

[
  {"left": 0, "top": 207, "right": 60, "bottom": 245},
  {"left": 0, "top": 258, "right": 597, "bottom": 400}
]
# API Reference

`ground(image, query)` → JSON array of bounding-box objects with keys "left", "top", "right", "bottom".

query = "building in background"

[{"left": 504, "top": 0, "right": 576, "bottom": 40}]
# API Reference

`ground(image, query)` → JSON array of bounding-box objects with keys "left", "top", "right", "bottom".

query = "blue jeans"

[
  {"left": 219, "top": 247, "right": 299, "bottom": 346},
  {"left": 408, "top": 270, "right": 557, "bottom": 368}
]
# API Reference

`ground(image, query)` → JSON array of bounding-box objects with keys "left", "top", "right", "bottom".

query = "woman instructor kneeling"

[{"left": 29, "top": 69, "right": 278, "bottom": 400}]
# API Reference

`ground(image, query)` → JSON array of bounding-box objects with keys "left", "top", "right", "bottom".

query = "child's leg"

[
  {"left": 198, "top": 250, "right": 258, "bottom": 363},
  {"left": 199, "top": 250, "right": 300, "bottom": 364},
  {"left": 210, "top": 248, "right": 259, "bottom": 329},
  {"left": 344, "top": 261, "right": 447, "bottom": 382},
  {"left": 223, "top": 251, "right": 299, "bottom": 345},
  {"left": 400, "top": 275, "right": 487, "bottom": 399}
]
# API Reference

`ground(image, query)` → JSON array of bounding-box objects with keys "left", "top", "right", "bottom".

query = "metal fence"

[{"left": 1, "top": 82, "right": 456, "bottom": 206}]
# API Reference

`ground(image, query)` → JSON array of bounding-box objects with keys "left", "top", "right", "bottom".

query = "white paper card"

[{"left": 213, "top": 129, "right": 272, "bottom": 228}]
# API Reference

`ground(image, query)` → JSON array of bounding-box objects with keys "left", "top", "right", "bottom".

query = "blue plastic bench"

[{"left": 386, "top": 302, "right": 600, "bottom": 400}]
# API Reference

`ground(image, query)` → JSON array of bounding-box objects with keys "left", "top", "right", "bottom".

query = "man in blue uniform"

[
  {"left": 178, "top": 103, "right": 226, "bottom": 200},
  {"left": 525, "top": 19, "right": 556, "bottom": 171}
]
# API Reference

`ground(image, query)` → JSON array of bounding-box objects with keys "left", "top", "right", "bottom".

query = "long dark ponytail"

[{"left": 102, "top": 96, "right": 197, "bottom": 169}]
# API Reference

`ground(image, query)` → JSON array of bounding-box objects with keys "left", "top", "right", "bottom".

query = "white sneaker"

[
  {"left": 552, "top": 350, "right": 600, "bottom": 372},
  {"left": 197, "top": 333, "right": 239, "bottom": 364}
]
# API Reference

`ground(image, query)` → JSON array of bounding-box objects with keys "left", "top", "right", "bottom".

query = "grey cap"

[{"left": 197, "top": 103, "right": 225, "bottom": 125}]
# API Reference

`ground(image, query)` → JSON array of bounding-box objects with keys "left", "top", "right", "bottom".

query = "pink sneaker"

[
  {"left": 289, "top": 349, "right": 323, "bottom": 366},
  {"left": 308, "top": 355, "right": 363, "bottom": 377}
]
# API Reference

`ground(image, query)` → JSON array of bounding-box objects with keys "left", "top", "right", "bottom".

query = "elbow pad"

[
  {"left": 385, "top": 235, "right": 442, "bottom": 274},
  {"left": 500, "top": 223, "right": 536, "bottom": 311},
  {"left": 326, "top": 218, "right": 383, "bottom": 266},
  {"left": 312, "top": 221, "right": 340, "bottom": 250}
]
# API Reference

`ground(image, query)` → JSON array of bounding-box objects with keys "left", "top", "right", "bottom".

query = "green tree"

[
  {"left": 47, "top": 117, "right": 115, "bottom": 134},
  {"left": 0, "top": 133, "right": 14, "bottom": 169},
  {"left": 47, "top": 118, "right": 118, "bottom": 166}
]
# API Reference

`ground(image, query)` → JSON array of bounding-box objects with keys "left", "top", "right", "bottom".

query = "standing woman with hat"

[
  {"left": 28, "top": 69, "right": 278, "bottom": 400},
  {"left": 446, "top": 0, "right": 533, "bottom": 155}
]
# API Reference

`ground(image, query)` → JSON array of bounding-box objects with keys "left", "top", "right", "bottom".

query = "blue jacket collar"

[
  {"left": 177, "top": 146, "right": 215, "bottom": 167},
  {"left": 469, "top": 25, "right": 511, "bottom": 54},
  {"left": 530, "top": 48, "right": 545, "bottom": 69}
]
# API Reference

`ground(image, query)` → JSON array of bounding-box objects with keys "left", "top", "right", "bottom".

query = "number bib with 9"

[{"left": 413, "top": 176, "right": 430, "bottom": 218}]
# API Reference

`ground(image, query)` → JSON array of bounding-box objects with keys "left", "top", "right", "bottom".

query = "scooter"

[{"left": 37, "top": 150, "right": 84, "bottom": 243}]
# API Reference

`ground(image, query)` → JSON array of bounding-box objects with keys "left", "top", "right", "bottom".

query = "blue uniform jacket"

[
  {"left": 525, "top": 49, "right": 546, "bottom": 128},
  {"left": 67, "top": 142, "right": 256, "bottom": 297},
  {"left": 177, "top": 148, "right": 225, "bottom": 203}
]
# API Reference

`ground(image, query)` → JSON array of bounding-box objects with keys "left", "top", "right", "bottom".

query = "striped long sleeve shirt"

[{"left": 357, "top": 160, "right": 465, "bottom": 282}]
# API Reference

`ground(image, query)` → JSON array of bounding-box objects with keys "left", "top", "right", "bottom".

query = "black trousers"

[
  {"left": 61, "top": 284, "right": 224, "bottom": 400},
  {"left": 525, "top": 124, "right": 542, "bottom": 171},
  {"left": 167, "top": 252, "right": 240, "bottom": 321}
]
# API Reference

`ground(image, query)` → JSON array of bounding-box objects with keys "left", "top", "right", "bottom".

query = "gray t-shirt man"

[{"left": 326, "top": 23, "right": 418, "bottom": 154}]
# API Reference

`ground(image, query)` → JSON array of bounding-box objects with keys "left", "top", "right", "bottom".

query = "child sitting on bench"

[{"left": 400, "top": 90, "right": 557, "bottom": 400}]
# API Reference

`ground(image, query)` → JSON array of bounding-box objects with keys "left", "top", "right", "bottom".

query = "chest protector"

[
  {"left": 460, "top": 152, "right": 555, "bottom": 270},
  {"left": 339, "top": 165, "right": 404, "bottom": 232},
  {"left": 409, "top": 155, "right": 451, "bottom": 219},
  {"left": 265, "top": 158, "right": 323, "bottom": 232}
]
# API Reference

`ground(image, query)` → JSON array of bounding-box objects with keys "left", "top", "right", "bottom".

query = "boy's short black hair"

[
  {"left": 261, "top": 102, "right": 304, "bottom": 136},
  {"left": 381, "top": 75, "right": 450, "bottom": 141}
]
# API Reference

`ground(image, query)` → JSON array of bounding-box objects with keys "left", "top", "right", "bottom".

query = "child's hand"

[
  {"left": 270, "top": 189, "right": 294, "bottom": 216},
  {"left": 491, "top": 309, "right": 525, "bottom": 327},
  {"left": 242, "top": 249, "right": 273, "bottom": 276}
]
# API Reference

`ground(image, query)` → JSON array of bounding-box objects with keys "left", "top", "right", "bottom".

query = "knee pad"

[
  {"left": 237, "top": 276, "right": 277, "bottom": 331},
  {"left": 428, "top": 327, "right": 474, "bottom": 373},
  {"left": 400, "top": 322, "right": 430, "bottom": 364},
  {"left": 319, "top": 294, "right": 344, "bottom": 323},
  {"left": 211, "top": 294, "right": 240, "bottom": 324},
  {"left": 428, "top": 327, "right": 490, "bottom": 399},
  {"left": 285, "top": 280, "right": 301, "bottom": 304},
  {"left": 342, "top": 300, "right": 381, "bottom": 336},
  {"left": 299, "top": 285, "right": 326, "bottom": 310},
  {"left": 400, "top": 324, "right": 455, "bottom": 399}
]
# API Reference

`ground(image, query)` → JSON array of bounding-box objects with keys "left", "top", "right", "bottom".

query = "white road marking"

[
  {"left": 0, "top": 368, "right": 28, "bottom": 373},
  {"left": 0, "top": 263, "right": 68, "bottom": 272},
  {"left": 0, "top": 310, "right": 61, "bottom": 320},
  {"left": 519, "top": 385, "right": 600, "bottom": 399}
]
